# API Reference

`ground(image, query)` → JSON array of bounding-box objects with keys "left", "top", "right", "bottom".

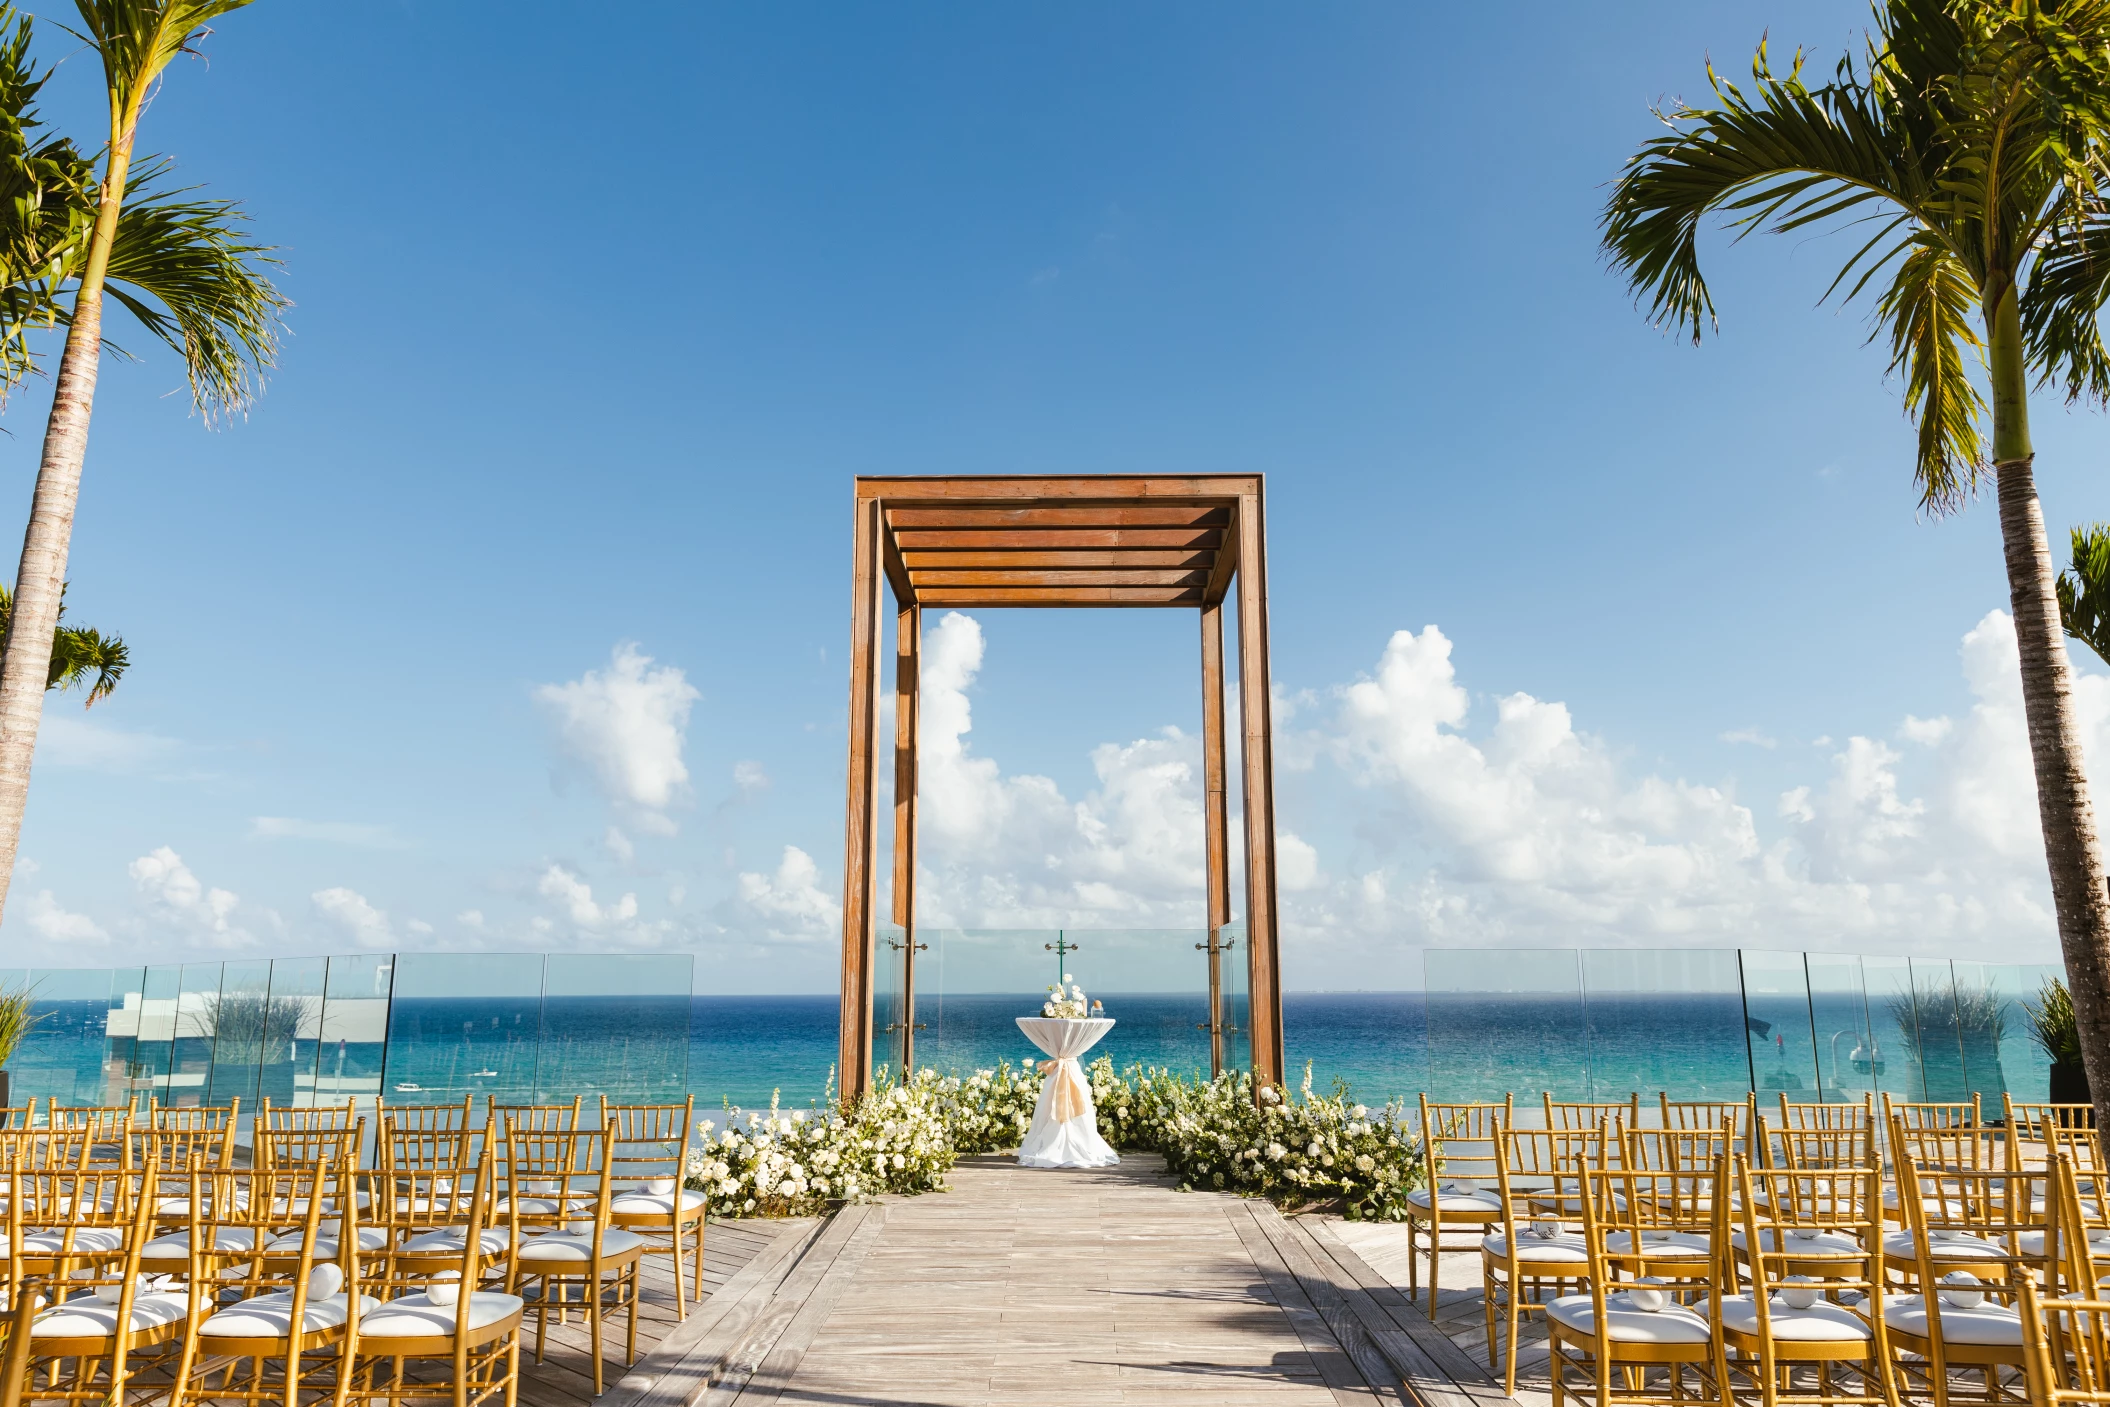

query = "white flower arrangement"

[
  {"left": 687, "top": 1057, "right": 1426, "bottom": 1223},
  {"left": 1042, "top": 975, "right": 1089, "bottom": 1019}
]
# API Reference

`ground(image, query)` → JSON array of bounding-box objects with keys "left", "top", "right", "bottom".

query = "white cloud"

[
  {"left": 311, "top": 887, "right": 394, "bottom": 948},
  {"left": 733, "top": 761, "right": 770, "bottom": 795},
  {"left": 727, "top": 846, "right": 841, "bottom": 944},
  {"left": 37, "top": 715, "right": 194, "bottom": 776},
  {"left": 129, "top": 847, "right": 249, "bottom": 947},
  {"left": 535, "top": 643, "right": 700, "bottom": 833},
  {"left": 22, "top": 890, "right": 105, "bottom": 945},
  {"left": 1720, "top": 728, "right": 1778, "bottom": 749},
  {"left": 536, "top": 864, "right": 640, "bottom": 930},
  {"left": 251, "top": 817, "right": 405, "bottom": 849}
]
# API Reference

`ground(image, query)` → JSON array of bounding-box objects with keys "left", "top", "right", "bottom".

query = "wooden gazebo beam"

[{"left": 839, "top": 473, "right": 1284, "bottom": 1098}]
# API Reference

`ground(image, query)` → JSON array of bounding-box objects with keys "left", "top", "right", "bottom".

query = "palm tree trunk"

[
  {"left": 0, "top": 131, "right": 133, "bottom": 924},
  {"left": 1990, "top": 284, "right": 2110, "bottom": 1130}
]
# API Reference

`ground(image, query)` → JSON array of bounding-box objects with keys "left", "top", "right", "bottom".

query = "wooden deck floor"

[{"left": 594, "top": 1155, "right": 1515, "bottom": 1407}]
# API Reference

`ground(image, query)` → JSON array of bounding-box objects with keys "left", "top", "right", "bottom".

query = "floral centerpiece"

[{"left": 1042, "top": 975, "right": 1088, "bottom": 1019}]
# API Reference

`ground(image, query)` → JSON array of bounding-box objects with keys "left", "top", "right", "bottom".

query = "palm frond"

[
  {"left": 71, "top": 0, "right": 257, "bottom": 139},
  {"left": 1877, "top": 235, "right": 1987, "bottom": 509},
  {"left": 0, "top": 579, "right": 127, "bottom": 706},
  {"left": 2060, "top": 522, "right": 2110, "bottom": 667},
  {"left": 100, "top": 163, "right": 282, "bottom": 417}
]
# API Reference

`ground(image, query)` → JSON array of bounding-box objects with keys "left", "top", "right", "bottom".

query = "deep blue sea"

[{"left": 5, "top": 988, "right": 2055, "bottom": 1118}]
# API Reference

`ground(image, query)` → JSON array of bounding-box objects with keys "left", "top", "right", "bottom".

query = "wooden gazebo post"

[{"left": 836, "top": 475, "right": 1284, "bottom": 1099}]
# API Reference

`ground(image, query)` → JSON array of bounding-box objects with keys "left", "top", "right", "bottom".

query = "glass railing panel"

[
  {"left": 106, "top": 966, "right": 163, "bottom": 1109},
  {"left": 6, "top": 968, "right": 111, "bottom": 1108},
  {"left": 258, "top": 957, "right": 327, "bottom": 1113},
  {"left": 204, "top": 959, "right": 272, "bottom": 1112},
  {"left": 1980, "top": 961, "right": 2057, "bottom": 1113},
  {"left": 163, "top": 963, "right": 224, "bottom": 1110},
  {"left": 1861, "top": 955, "right": 1926, "bottom": 1102},
  {"left": 916, "top": 928, "right": 1062, "bottom": 1080},
  {"left": 537, "top": 952, "right": 690, "bottom": 1107},
  {"left": 1946, "top": 959, "right": 2024, "bottom": 1112},
  {"left": 316, "top": 955, "right": 390, "bottom": 1128},
  {"left": 873, "top": 924, "right": 907, "bottom": 1084},
  {"left": 1582, "top": 949, "right": 1747, "bottom": 1101},
  {"left": 1071, "top": 928, "right": 1207, "bottom": 1079},
  {"left": 1218, "top": 921, "right": 1251, "bottom": 1081},
  {"left": 1904, "top": 958, "right": 1973, "bottom": 1103},
  {"left": 1290, "top": 984, "right": 1425, "bottom": 1107},
  {"left": 1424, "top": 949, "right": 1587, "bottom": 1104},
  {"left": 1807, "top": 954, "right": 1882, "bottom": 1105},
  {"left": 1739, "top": 952, "right": 1818, "bottom": 1102},
  {"left": 383, "top": 954, "right": 543, "bottom": 1107}
]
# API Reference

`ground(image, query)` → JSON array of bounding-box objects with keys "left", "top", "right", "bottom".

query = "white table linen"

[{"left": 1015, "top": 1017, "right": 1119, "bottom": 1169}]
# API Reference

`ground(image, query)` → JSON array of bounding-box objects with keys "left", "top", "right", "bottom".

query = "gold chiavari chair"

[
  {"left": 1882, "top": 1155, "right": 2052, "bottom": 1404},
  {"left": 1767, "top": 1122, "right": 1879, "bottom": 1175},
  {"left": 351, "top": 1150, "right": 523, "bottom": 1407},
  {"left": 2020, "top": 1277, "right": 2110, "bottom": 1405},
  {"left": 1548, "top": 1162, "right": 1731, "bottom": 1406},
  {"left": 173, "top": 1156, "right": 373, "bottom": 1407},
  {"left": 602, "top": 1095, "right": 707, "bottom": 1317},
  {"left": 1545, "top": 1092, "right": 1640, "bottom": 1132},
  {"left": 1612, "top": 1127, "right": 1733, "bottom": 1274},
  {"left": 379, "top": 1121, "right": 508, "bottom": 1291},
  {"left": 1887, "top": 1111, "right": 2006, "bottom": 1229},
  {"left": 1885, "top": 1092, "right": 1984, "bottom": 1131},
  {"left": 2045, "top": 1150, "right": 2110, "bottom": 1299},
  {"left": 0, "top": 1097, "right": 34, "bottom": 1131},
  {"left": 255, "top": 1125, "right": 385, "bottom": 1280},
  {"left": 1778, "top": 1093, "right": 1876, "bottom": 1131},
  {"left": 15, "top": 1155, "right": 200, "bottom": 1407},
  {"left": 258, "top": 1096, "right": 358, "bottom": 1133},
  {"left": 487, "top": 1096, "right": 582, "bottom": 1134},
  {"left": 1407, "top": 1095, "right": 1511, "bottom": 1316},
  {"left": 1660, "top": 1095, "right": 1756, "bottom": 1158},
  {"left": 0, "top": 1133, "right": 133, "bottom": 1318},
  {"left": 503, "top": 1123, "right": 644, "bottom": 1395},
  {"left": 44, "top": 1106, "right": 130, "bottom": 1167},
  {"left": 2005, "top": 1093, "right": 2093, "bottom": 1172},
  {"left": 1482, "top": 1123, "right": 1605, "bottom": 1394},
  {"left": 1717, "top": 1154, "right": 1894, "bottom": 1405},
  {"left": 375, "top": 1096, "right": 477, "bottom": 1135}
]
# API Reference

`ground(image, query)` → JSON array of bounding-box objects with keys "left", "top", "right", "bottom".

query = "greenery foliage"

[
  {"left": 0, "top": 982, "right": 41, "bottom": 1067},
  {"left": 1886, "top": 978, "right": 2008, "bottom": 1057},
  {"left": 2026, "top": 973, "right": 2082, "bottom": 1065},
  {"left": 197, "top": 991, "right": 310, "bottom": 1065},
  {"left": 0, "top": 582, "right": 125, "bottom": 705},
  {"left": 687, "top": 1060, "right": 1428, "bottom": 1223},
  {"left": 2059, "top": 523, "right": 2110, "bottom": 667}
]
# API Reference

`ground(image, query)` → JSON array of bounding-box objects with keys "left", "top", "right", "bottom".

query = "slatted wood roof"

[{"left": 856, "top": 473, "right": 1259, "bottom": 608}]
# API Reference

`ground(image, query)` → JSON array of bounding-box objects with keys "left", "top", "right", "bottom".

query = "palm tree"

[
  {"left": 0, "top": 0, "right": 281, "bottom": 923},
  {"left": 1603, "top": 0, "right": 2110, "bottom": 1128},
  {"left": 2058, "top": 523, "right": 2110, "bottom": 664},
  {"left": 0, "top": 582, "right": 125, "bottom": 706}
]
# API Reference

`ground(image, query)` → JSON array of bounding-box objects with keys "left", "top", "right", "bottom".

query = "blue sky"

[{"left": 0, "top": 0, "right": 2100, "bottom": 990}]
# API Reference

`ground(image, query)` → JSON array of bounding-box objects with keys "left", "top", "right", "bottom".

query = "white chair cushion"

[
  {"left": 495, "top": 1197, "right": 595, "bottom": 1216},
  {"left": 1730, "top": 1228, "right": 1863, "bottom": 1256},
  {"left": 31, "top": 1291, "right": 188, "bottom": 1338},
  {"left": 1604, "top": 1230, "right": 1711, "bottom": 1259},
  {"left": 264, "top": 1227, "right": 389, "bottom": 1256},
  {"left": 516, "top": 1229, "right": 647, "bottom": 1262},
  {"left": 3, "top": 1228, "right": 127, "bottom": 1257},
  {"left": 359, "top": 1291, "right": 524, "bottom": 1338},
  {"left": 609, "top": 1189, "right": 707, "bottom": 1216},
  {"left": 2016, "top": 1229, "right": 2110, "bottom": 1258},
  {"left": 1546, "top": 1293, "right": 1712, "bottom": 1344},
  {"left": 200, "top": 1291, "right": 380, "bottom": 1337},
  {"left": 401, "top": 1227, "right": 513, "bottom": 1256},
  {"left": 1482, "top": 1231, "right": 1589, "bottom": 1264},
  {"left": 140, "top": 1227, "right": 260, "bottom": 1261},
  {"left": 1404, "top": 1187, "right": 1501, "bottom": 1213},
  {"left": 1881, "top": 1230, "right": 2006, "bottom": 1262},
  {"left": 1884, "top": 1294, "right": 2024, "bottom": 1346},
  {"left": 1707, "top": 1293, "right": 1873, "bottom": 1342}
]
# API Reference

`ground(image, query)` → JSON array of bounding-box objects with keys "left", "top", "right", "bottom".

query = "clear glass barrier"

[
  {"left": 0, "top": 968, "right": 112, "bottom": 1108},
  {"left": 383, "top": 954, "right": 542, "bottom": 1106},
  {"left": 1986, "top": 962, "right": 2060, "bottom": 1109},
  {"left": 538, "top": 952, "right": 691, "bottom": 1105},
  {"left": 1858, "top": 955, "right": 1926, "bottom": 1103},
  {"left": 1905, "top": 958, "right": 1971, "bottom": 1102},
  {"left": 1948, "top": 959, "right": 2018, "bottom": 1109},
  {"left": 1219, "top": 920, "right": 1251, "bottom": 1080},
  {"left": 205, "top": 959, "right": 272, "bottom": 1112},
  {"left": 1583, "top": 950, "right": 1748, "bottom": 1100},
  {"left": 261, "top": 958, "right": 327, "bottom": 1112},
  {"left": 1739, "top": 952, "right": 1818, "bottom": 1101},
  {"left": 1807, "top": 954, "right": 1878, "bottom": 1104},
  {"left": 1424, "top": 949, "right": 1587, "bottom": 1102},
  {"left": 873, "top": 924, "right": 907, "bottom": 1084},
  {"left": 166, "top": 964, "right": 223, "bottom": 1110}
]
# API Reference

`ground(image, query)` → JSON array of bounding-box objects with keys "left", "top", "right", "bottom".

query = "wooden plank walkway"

[{"left": 596, "top": 1154, "right": 1516, "bottom": 1407}]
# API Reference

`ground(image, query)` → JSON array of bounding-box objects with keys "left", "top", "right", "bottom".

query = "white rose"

[{"left": 1356, "top": 1155, "right": 1375, "bottom": 1173}]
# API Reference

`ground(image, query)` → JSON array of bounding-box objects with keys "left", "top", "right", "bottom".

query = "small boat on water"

[
  {"left": 470, "top": 1069, "right": 498, "bottom": 1078},
  {"left": 392, "top": 1082, "right": 423, "bottom": 1093}
]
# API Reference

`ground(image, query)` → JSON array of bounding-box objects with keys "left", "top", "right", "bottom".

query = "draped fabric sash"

[{"left": 1038, "top": 1057, "right": 1091, "bottom": 1123}]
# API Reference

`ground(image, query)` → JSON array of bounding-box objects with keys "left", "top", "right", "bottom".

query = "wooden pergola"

[{"left": 837, "top": 473, "right": 1285, "bottom": 1098}]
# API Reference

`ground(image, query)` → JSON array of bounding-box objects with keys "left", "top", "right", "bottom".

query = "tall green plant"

[
  {"left": 0, "top": 983, "right": 42, "bottom": 1068},
  {"left": 2026, "top": 973, "right": 2083, "bottom": 1064},
  {"left": 0, "top": 0, "right": 281, "bottom": 926},
  {"left": 1603, "top": 0, "right": 2110, "bottom": 1132}
]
